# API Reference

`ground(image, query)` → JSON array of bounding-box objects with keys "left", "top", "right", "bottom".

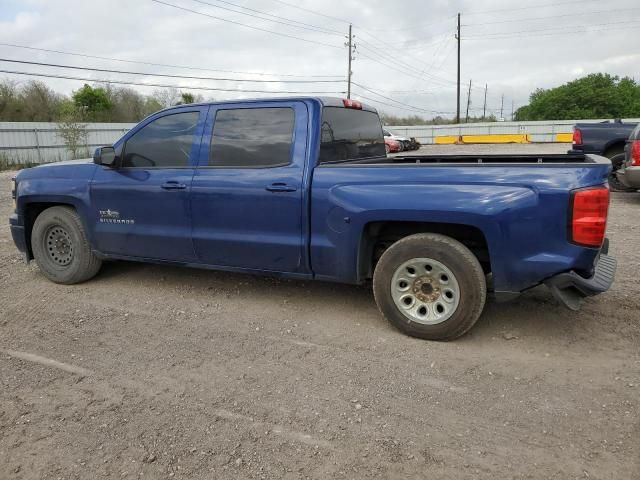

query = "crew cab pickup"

[
  {"left": 9, "top": 97, "right": 616, "bottom": 340},
  {"left": 569, "top": 120, "right": 638, "bottom": 191}
]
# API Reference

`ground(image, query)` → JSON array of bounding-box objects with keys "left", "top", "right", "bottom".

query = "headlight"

[{"left": 10, "top": 177, "right": 16, "bottom": 211}]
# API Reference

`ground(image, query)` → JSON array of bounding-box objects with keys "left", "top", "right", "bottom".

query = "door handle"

[
  {"left": 266, "top": 183, "right": 297, "bottom": 193},
  {"left": 161, "top": 181, "right": 187, "bottom": 190}
]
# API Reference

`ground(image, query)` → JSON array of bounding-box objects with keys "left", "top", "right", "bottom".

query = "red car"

[{"left": 385, "top": 137, "right": 401, "bottom": 154}]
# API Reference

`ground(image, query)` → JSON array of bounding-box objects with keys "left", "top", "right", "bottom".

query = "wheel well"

[
  {"left": 359, "top": 221, "right": 490, "bottom": 281},
  {"left": 23, "top": 202, "right": 75, "bottom": 258},
  {"left": 603, "top": 142, "right": 625, "bottom": 158}
]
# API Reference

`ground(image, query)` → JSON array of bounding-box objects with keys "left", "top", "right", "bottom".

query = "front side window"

[
  {"left": 122, "top": 111, "right": 199, "bottom": 168},
  {"left": 209, "top": 107, "right": 294, "bottom": 167},
  {"left": 319, "top": 107, "right": 386, "bottom": 163}
]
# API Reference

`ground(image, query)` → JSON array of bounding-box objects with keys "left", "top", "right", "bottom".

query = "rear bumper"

[
  {"left": 544, "top": 247, "right": 616, "bottom": 310},
  {"left": 616, "top": 165, "right": 640, "bottom": 189},
  {"left": 9, "top": 213, "right": 30, "bottom": 261}
]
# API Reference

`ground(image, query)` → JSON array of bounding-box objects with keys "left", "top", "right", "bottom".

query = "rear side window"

[
  {"left": 122, "top": 111, "right": 199, "bottom": 168},
  {"left": 319, "top": 107, "right": 386, "bottom": 163},
  {"left": 209, "top": 108, "right": 294, "bottom": 167}
]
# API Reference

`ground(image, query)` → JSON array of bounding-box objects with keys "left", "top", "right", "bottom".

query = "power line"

[
  {"left": 357, "top": 32, "right": 456, "bottom": 84},
  {"left": 362, "top": 15, "right": 457, "bottom": 33},
  {"left": 150, "top": 0, "right": 343, "bottom": 49},
  {"left": 0, "top": 43, "right": 343, "bottom": 78},
  {"left": 264, "top": 0, "right": 351, "bottom": 25},
  {"left": 465, "top": 0, "right": 603, "bottom": 16},
  {"left": 406, "top": 36, "right": 452, "bottom": 93},
  {"left": 356, "top": 51, "right": 457, "bottom": 89},
  {"left": 187, "top": 0, "right": 344, "bottom": 36},
  {"left": 465, "top": 19, "right": 640, "bottom": 38},
  {"left": 369, "top": 32, "right": 452, "bottom": 51},
  {"left": 0, "top": 58, "right": 344, "bottom": 83},
  {"left": 352, "top": 82, "right": 452, "bottom": 114},
  {"left": 465, "top": 7, "right": 638, "bottom": 27},
  {"left": 0, "top": 69, "right": 346, "bottom": 95},
  {"left": 356, "top": 41, "right": 455, "bottom": 87},
  {"left": 353, "top": 92, "right": 453, "bottom": 116},
  {"left": 464, "top": 21, "right": 640, "bottom": 39}
]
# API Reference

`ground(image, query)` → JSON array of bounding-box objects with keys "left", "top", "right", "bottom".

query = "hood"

[
  {"left": 35, "top": 158, "right": 94, "bottom": 168},
  {"left": 16, "top": 157, "right": 97, "bottom": 182}
]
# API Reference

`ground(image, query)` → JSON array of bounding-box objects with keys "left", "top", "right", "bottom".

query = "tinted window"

[
  {"left": 319, "top": 107, "right": 386, "bottom": 163},
  {"left": 122, "top": 111, "right": 199, "bottom": 168},
  {"left": 209, "top": 108, "right": 294, "bottom": 167}
]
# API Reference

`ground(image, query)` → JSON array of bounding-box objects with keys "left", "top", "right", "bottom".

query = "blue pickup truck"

[{"left": 9, "top": 97, "right": 616, "bottom": 340}]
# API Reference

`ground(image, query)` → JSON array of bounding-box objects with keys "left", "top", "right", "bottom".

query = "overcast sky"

[{"left": 1, "top": 0, "right": 639, "bottom": 119}]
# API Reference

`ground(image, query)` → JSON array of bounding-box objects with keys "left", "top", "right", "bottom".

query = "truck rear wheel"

[
  {"left": 373, "top": 233, "right": 486, "bottom": 340},
  {"left": 31, "top": 206, "right": 102, "bottom": 284}
]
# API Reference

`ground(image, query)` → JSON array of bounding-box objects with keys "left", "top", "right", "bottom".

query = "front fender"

[{"left": 15, "top": 169, "right": 96, "bottom": 248}]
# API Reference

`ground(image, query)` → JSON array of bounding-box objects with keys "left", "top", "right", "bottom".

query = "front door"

[
  {"left": 190, "top": 101, "right": 309, "bottom": 274},
  {"left": 90, "top": 107, "right": 207, "bottom": 262}
]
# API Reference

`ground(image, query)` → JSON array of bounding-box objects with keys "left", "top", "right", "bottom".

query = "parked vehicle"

[
  {"left": 384, "top": 136, "right": 401, "bottom": 154},
  {"left": 406, "top": 137, "right": 421, "bottom": 151},
  {"left": 616, "top": 123, "right": 640, "bottom": 190},
  {"left": 9, "top": 97, "right": 616, "bottom": 340},
  {"left": 383, "top": 128, "right": 410, "bottom": 151},
  {"left": 569, "top": 120, "right": 638, "bottom": 191}
]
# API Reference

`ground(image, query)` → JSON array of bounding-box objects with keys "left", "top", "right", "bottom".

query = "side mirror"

[{"left": 94, "top": 146, "right": 117, "bottom": 167}]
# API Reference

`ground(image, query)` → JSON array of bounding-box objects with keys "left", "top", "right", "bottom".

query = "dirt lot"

[{"left": 1, "top": 146, "right": 639, "bottom": 479}]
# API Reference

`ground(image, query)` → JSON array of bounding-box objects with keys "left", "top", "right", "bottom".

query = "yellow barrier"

[
  {"left": 433, "top": 133, "right": 573, "bottom": 144},
  {"left": 461, "top": 134, "right": 531, "bottom": 144},
  {"left": 434, "top": 135, "right": 460, "bottom": 144},
  {"left": 555, "top": 133, "right": 573, "bottom": 142}
]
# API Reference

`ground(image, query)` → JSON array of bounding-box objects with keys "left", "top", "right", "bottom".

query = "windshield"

[{"left": 319, "top": 107, "right": 386, "bottom": 163}]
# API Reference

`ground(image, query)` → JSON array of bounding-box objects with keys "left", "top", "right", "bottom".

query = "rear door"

[
  {"left": 190, "top": 101, "right": 309, "bottom": 273},
  {"left": 90, "top": 107, "right": 207, "bottom": 262}
]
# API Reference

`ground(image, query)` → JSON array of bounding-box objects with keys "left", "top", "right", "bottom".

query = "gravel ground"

[{"left": 1, "top": 146, "right": 639, "bottom": 479}]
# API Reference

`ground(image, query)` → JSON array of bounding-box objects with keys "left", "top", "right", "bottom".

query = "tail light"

[
  {"left": 572, "top": 128, "right": 582, "bottom": 145},
  {"left": 343, "top": 99, "right": 362, "bottom": 109},
  {"left": 631, "top": 140, "right": 640, "bottom": 166},
  {"left": 570, "top": 187, "right": 609, "bottom": 248}
]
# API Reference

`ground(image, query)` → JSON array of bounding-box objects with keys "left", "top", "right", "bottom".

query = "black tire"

[
  {"left": 373, "top": 233, "right": 486, "bottom": 341},
  {"left": 607, "top": 152, "right": 635, "bottom": 192},
  {"left": 31, "top": 206, "right": 102, "bottom": 284}
]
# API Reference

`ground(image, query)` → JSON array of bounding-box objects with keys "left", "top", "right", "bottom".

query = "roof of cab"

[{"left": 157, "top": 96, "right": 378, "bottom": 115}]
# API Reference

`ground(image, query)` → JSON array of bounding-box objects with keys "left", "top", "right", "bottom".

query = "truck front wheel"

[
  {"left": 373, "top": 233, "right": 486, "bottom": 340},
  {"left": 31, "top": 206, "right": 102, "bottom": 285}
]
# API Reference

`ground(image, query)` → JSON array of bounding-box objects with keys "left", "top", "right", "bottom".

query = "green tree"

[
  {"left": 515, "top": 73, "right": 640, "bottom": 120},
  {"left": 72, "top": 84, "right": 112, "bottom": 121},
  {"left": 179, "top": 92, "right": 195, "bottom": 104}
]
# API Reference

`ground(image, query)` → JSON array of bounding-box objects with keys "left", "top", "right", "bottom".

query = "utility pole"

[
  {"left": 500, "top": 94, "right": 504, "bottom": 120},
  {"left": 465, "top": 79, "right": 472, "bottom": 123},
  {"left": 482, "top": 83, "right": 488, "bottom": 120},
  {"left": 455, "top": 13, "right": 461, "bottom": 124},
  {"left": 511, "top": 100, "right": 514, "bottom": 121},
  {"left": 346, "top": 24, "right": 353, "bottom": 99}
]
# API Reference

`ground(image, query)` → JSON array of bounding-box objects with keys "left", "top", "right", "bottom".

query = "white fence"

[
  {"left": 387, "top": 118, "right": 640, "bottom": 145},
  {"left": 0, "top": 122, "right": 135, "bottom": 165},
  {"left": 1, "top": 118, "right": 639, "bottom": 165}
]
